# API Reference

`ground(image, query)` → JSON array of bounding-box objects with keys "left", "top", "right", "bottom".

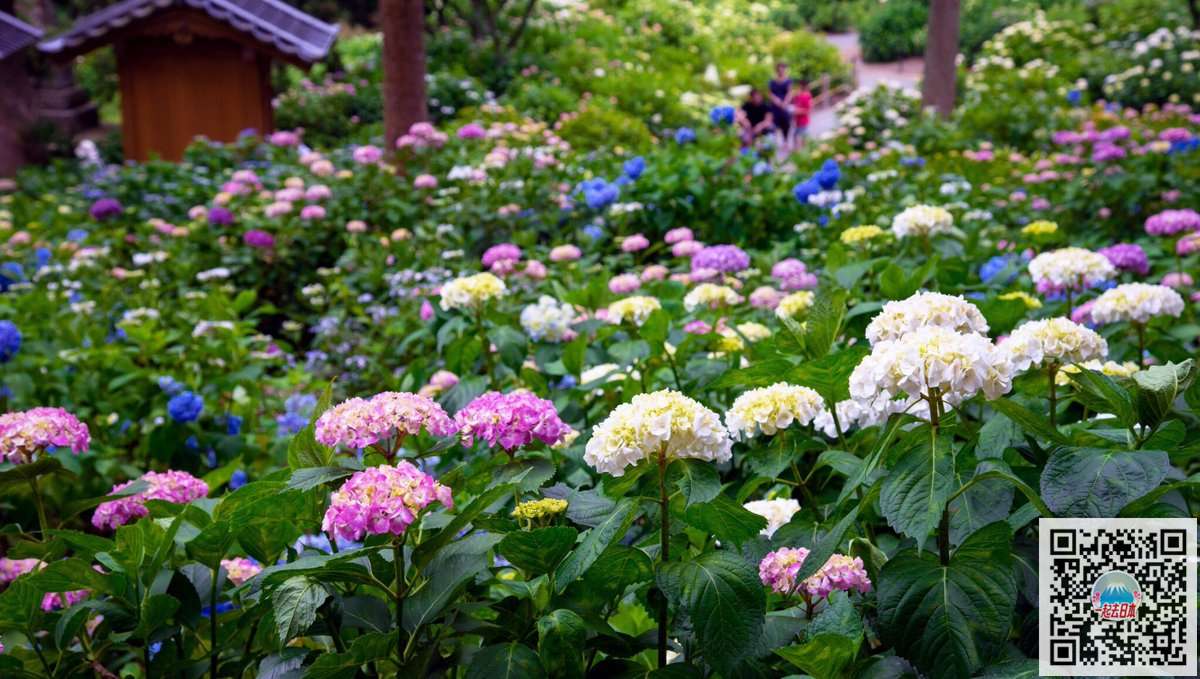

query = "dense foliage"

[{"left": 1, "top": 4, "right": 1199, "bottom": 679}]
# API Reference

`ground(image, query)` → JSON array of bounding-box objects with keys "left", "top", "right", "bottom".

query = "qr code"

[{"left": 1039, "top": 518, "right": 1197, "bottom": 676}]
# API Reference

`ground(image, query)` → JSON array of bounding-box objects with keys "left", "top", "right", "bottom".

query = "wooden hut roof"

[
  {"left": 0, "top": 10, "right": 42, "bottom": 61},
  {"left": 38, "top": 0, "right": 337, "bottom": 63}
]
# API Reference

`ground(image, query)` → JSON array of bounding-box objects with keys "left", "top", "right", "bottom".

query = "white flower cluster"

[
  {"left": 850, "top": 326, "right": 1014, "bottom": 407},
  {"left": 1002, "top": 318, "right": 1108, "bottom": 372},
  {"left": 607, "top": 295, "right": 661, "bottom": 326},
  {"left": 1027, "top": 247, "right": 1115, "bottom": 292},
  {"left": 865, "top": 292, "right": 989, "bottom": 345},
  {"left": 891, "top": 205, "right": 954, "bottom": 239},
  {"left": 683, "top": 283, "right": 742, "bottom": 311},
  {"left": 743, "top": 499, "right": 801, "bottom": 538},
  {"left": 584, "top": 390, "right": 732, "bottom": 477},
  {"left": 519, "top": 296, "right": 577, "bottom": 343},
  {"left": 1089, "top": 283, "right": 1185, "bottom": 325},
  {"left": 1055, "top": 360, "right": 1140, "bottom": 386},
  {"left": 439, "top": 272, "right": 506, "bottom": 310},
  {"left": 813, "top": 398, "right": 917, "bottom": 438},
  {"left": 725, "top": 383, "right": 825, "bottom": 440}
]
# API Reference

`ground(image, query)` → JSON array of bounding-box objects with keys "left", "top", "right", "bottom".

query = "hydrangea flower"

[
  {"left": 1028, "top": 247, "right": 1116, "bottom": 295},
  {"left": 92, "top": 470, "right": 209, "bottom": 530},
  {"left": 664, "top": 227, "right": 694, "bottom": 244},
  {"left": 683, "top": 283, "right": 742, "bottom": 311},
  {"left": 840, "top": 225, "right": 886, "bottom": 247},
  {"left": 221, "top": 557, "right": 262, "bottom": 586},
  {"left": 1144, "top": 209, "right": 1200, "bottom": 236},
  {"left": 168, "top": 391, "right": 204, "bottom": 423},
  {"left": 0, "top": 557, "right": 42, "bottom": 585},
  {"left": 512, "top": 497, "right": 568, "bottom": 522},
  {"left": 243, "top": 229, "right": 276, "bottom": 249},
  {"left": 1002, "top": 318, "right": 1108, "bottom": 372},
  {"left": 709, "top": 106, "right": 735, "bottom": 125},
  {"left": 621, "top": 234, "right": 650, "bottom": 252},
  {"left": 584, "top": 390, "right": 732, "bottom": 477},
  {"left": 520, "top": 296, "right": 577, "bottom": 343},
  {"left": 743, "top": 499, "right": 800, "bottom": 538},
  {"left": 607, "top": 296, "right": 662, "bottom": 326},
  {"left": 623, "top": 156, "right": 646, "bottom": 180},
  {"left": 850, "top": 326, "right": 1014, "bottom": 408},
  {"left": 0, "top": 407, "right": 90, "bottom": 464},
  {"left": 726, "top": 383, "right": 825, "bottom": 439},
  {"left": 1099, "top": 243, "right": 1150, "bottom": 276},
  {"left": 89, "top": 198, "right": 123, "bottom": 221},
  {"left": 316, "top": 392, "right": 457, "bottom": 452},
  {"left": 482, "top": 243, "right": 522, "bottom": 269},
  {"left": 549, "top": 244, "right": 582, "bottom": 262},
  {"left": 322, "top": 462, "right": 453, "bottom": 542},
  {"left": 771, "top": 259, "right": 818, "bottom": 291},
  {"left": 674, "top": 127, "right": 696, "bottom": 144},
  {"left": 691, "top": 245, "right": 750, "bottom": 273},
  {"left": 455, "top": 391, "right": 573, "bottom": 452},
  {"left": 440, "top": 273, "right": 506, "bottom": 310},
  {"left": 759, "top": 548, "right": 871, "bottom": 599},
  {"left": 1089, "top": 283, "right": 1185, "bottom": 325},
  {"left": 0, "top": 320, "right": 20, "bottom": 363},
  {"left": 891, "top": 205, "right": 953, "bottom": 239},
  {"left": 608, "top": 273, "right": 641, "bottom": 294},
  {"left": 775, "top": 291, "right": 815, "bottom": 320},
  {"left": 866, "top": 292, "right": 989, "bottom": 345}
]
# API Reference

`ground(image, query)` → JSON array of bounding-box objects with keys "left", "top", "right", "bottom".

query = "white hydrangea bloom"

[
  {"left": 1089, "top": 283, "right": 1185, "bottom": 325},
  {"left": 439, "top": 272, "right": 506, "bottom": 310},
  {"left": 1002, "top": 318, "right": 1108, "bottom": 372},
  {"left": 865, "top": 291, "right": 989, "bottom": 345},
  {"left": 584, "top": 390, "right": 732, "bottom": 477},
  {"left": 519, "top": 296, "right": 576, "bottom": 342},
  {"left": 1027, "top": 248, "right": 1115, "bottom": 292},
  {"left": 683, "top": 283, "right": 743, "bottom": 311},
  {"left": 743, "top": 499, "right": 801, "bottom": 538},
  {"left": 849, "top": 326, "right": 1015, "bottom": 408},
  {"left": 725, "top": 383, "right": 825, "bottom": 439},
  {"left": 1056, "top": 360, "right": 1140, "bottom": 386},
  {"left": 775, "top": 291, "right": 815, "bottom": 320},
  {"left": 891, "top": 205, "right": 953, "bottom": 239},
  {"left": 607, "top": 296, "right": 662, "bottom": 326}
]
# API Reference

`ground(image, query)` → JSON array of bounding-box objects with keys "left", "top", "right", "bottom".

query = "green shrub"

[
  {"left": 556, "top": 106, "right": 654, "bottom": 151},
  {"left": 859, "top": 0, "right": 928, "bottom": 62},
  {"left": 767, "top": 30, "right": 852, "bottom": 87}
]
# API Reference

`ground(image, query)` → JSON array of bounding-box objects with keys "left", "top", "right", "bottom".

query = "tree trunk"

[
  {"left": 921, "top": 0, "right": 960, "bottom": 118},
  {"left": 382, "top": 0, "right": 428, "bottom": 149}
]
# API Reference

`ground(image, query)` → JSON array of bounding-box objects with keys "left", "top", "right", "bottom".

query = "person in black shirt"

[{"left": 738, "top": 88, "right": 773, "bottom": 147}]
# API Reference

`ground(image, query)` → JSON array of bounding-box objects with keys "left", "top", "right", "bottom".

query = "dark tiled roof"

[
  {"left": 0, "top": 10, "right": 42, "bottom": 61},
  {"left": 39, "top": 0, "right": 337, "bottom": 62}
]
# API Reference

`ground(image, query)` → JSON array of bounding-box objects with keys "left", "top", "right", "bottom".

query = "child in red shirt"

[{"left": 791, "top": 80, "right": 813, "bottom": 148}]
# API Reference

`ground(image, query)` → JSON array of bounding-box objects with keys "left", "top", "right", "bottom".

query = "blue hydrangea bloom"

[
  {"left": 34, "top": 248, "right": 51, "bottom": 270},
  {"left": 157, "top": 376, "right": 184, "bottom": 395},
  {"left": 0, "top": 321, "right": 20, "bottom": 363},
  {"left": 752, "top": 161, "right": 772, "bottom": 176},
  {"left": 583, "top": 224, "right": 605, "bottom": 241},
  {"left": 816, "top": 159, "right": 840, "bottom": 189},
  {"left": 200, "top": 601, "right": 236, "bottom": 618},
  {"left": 979, "top": 255, "right": 1018, "bottom": 284},
  {"left": 581, "top": 178, "right": 619, "bottom": 210},
  {"left": 1066, "top": 89, "right": 1082, "bottom": 106},
  {"left": 67, "top": 229, "right": 88, "bottom": 242},
  {"left": 709, "top": 105, "right": 735, "bottom": 125},
  {"left": 226, "top": 415, "right": 243, "bottom": 436},
  {"left": 793, "top": 179, "right": 821, "bottom": 204},
  {"left": 674, "top": 127, "right": 696, "bottom": 144},
  {"left": 149, "top": 641, "right": 162, "bottom": 659},
  {"left": 623, "top": 156, "right": 645, "bottom": 180},
  {"left": 901, "top": 156, "right": 925, "bottom": 168},
  {"left": 168, "top": 391, "right": 204, "bottom": 423},
  {"left": 185, "top": 436, "right": 199, "bottom": 450},
  {"left": 555, "top": 374, "right": 577, "bottom": 390},
  {"left": 229, "top": 470, "right": 248, "bottom": 490}
]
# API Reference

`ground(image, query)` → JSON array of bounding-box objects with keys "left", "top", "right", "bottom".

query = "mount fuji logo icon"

[{"left": 1090, "top": 570, "right": 1142, "bottom": 620}]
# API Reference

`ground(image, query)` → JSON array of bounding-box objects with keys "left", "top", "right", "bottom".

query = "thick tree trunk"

[
  {"left": 382, "top": 0, "right": 428, "bottom": 149},
  {"left": 921, "top": 0, "right": 960, "bottom": 118}
]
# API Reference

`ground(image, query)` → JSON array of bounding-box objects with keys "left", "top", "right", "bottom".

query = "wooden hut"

[
  {"left": 0, "top": 10, "right": 41, "bottom": 176},
  {"left": 39, "top": 0, "right": 337, "bottom": 161}
]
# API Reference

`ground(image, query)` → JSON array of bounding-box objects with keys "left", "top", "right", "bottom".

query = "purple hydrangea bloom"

[
  {"left": 243, "top": 229, "right": 276, "bottom": 249},
  {"left": 1099, "top": 243, "right": 1150, "bottom": 276},
  {"left": 691, "top": 245, "right": 750, "bottom": 273},
  {"left": 482, "top": 243, "right": 522, "bottom": 268},
  {"left": 207, "top": 206, "right": 234, "bottom": 226},
  {"left": 89, "top": 198, "right": 123, "bottom": 221},
  {"left": 454, "top": 391, "right": 572, "bottom": 452}
]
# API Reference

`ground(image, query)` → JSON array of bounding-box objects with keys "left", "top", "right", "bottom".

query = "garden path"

[{"left": 808, "top": 32, "right": 923, "bottom": 137}]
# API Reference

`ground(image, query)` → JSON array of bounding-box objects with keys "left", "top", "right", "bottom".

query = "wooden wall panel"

[{"left": 116, "top": 36, "right": 271, "bottom": 161}]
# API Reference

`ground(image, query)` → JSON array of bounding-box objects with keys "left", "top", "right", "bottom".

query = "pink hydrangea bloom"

[
  {"left": 454, "top": 391, "right": 572, "bottom": 452},
  {"left": 664, "top": 227, "right": 694, "bottom": 244},
  {"left": 672, "top": 240, "right": 703, "bottom": 258},
  {"left": 1177, "top": 232, "right": 1200, "bottom": 256},
  {"left": 692, "top": 245, "right": 750, "bottom": 273},
  {"left": 749, "top": 286, "right": 783, "bottom": 309},
  {"left": 550, "top": 245, "right": 582, "bottom": 262},
  {"left": 684, "top": 320, "right": 712, "bottom": 334},
  {"left": 413, "top": 174, "right": 438, "bottom": 189},
  {"left": 352, "top": 145, "right": 383, "bottom": 164},
  {"left": 304, "top": 185, "right": 332, "bottom": 201},
  {"left": 481, "top": 243, "right": 522, "bottom": 268},
  {"left": 1145, "top": 209, "right": 1200, "bottom": 236},
  {"left": 221, "top": 557, "right": 263, "bottom": 586},
  {"left": 621, "top": 234, "right": 650, "bottom": 252},
  {"left": 322, "top": 462, "right": 453, "bottom": 541},
  {"left": 42, "top": 588, "right": 89, "bottom": 612},
  {"left": 523, "top": 260, "right": 547, "bottom": 279},
  {"left": 759, "top": 548, "right": 871, "bottom": 599},
  {"left": 1071, "top": 300, "right": 1096, "bottom": 325},
  {"left": 457, "top": 123, "right": 486, "bottom": 139},
  {"left": 92, "top": 470, "right": 209, "bottom": 531},
  {"left": 0, "top": 407, "right": 90, "bottom": 464},
  {"left": 0, "top": 557, "right": 42, "bottom": 585},
  {"left": 641, "top": 265, "right": 669, "bottom": 281},
  {"left": 420, "top": 299, "right": 435, "bottom": 321},
  {"left": 1162, "top": 272, "right": 1193, "bottom": 289},
  {"left": 771, "top": 258, "right": 818, "bottom": 291},
  {"left": 300, "top": 205, "right": 326, "bottom": 220},
  {"left": 315, "top": 392, "right": 457, "bottom": 452},
  {"left": 608, "top": 273, "right": 641, "bottom": 294}
]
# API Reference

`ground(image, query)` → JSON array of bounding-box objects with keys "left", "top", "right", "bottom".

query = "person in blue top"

[{"left": 768, "top": 62, "right": 793, "bottom": 153}]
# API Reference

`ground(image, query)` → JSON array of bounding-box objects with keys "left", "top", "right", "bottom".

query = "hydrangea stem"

[
  {"left": 1047, "top": 364, "right": 1058, "bottom": 429},
  {"left": 210, "top": 564, "right": 219, "bottom": 678},
  {"left": 28, "top": 476, "right": 49, "bottom": 539},
  {"left": 395, "top": 536, "right": 406, "bottom": 665},
  {"left": 657, "top": 446, "right": 669, "bottom": 668},
  {"left": 1135, "top": 323, "right": 1147, "bottom": 369}
]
